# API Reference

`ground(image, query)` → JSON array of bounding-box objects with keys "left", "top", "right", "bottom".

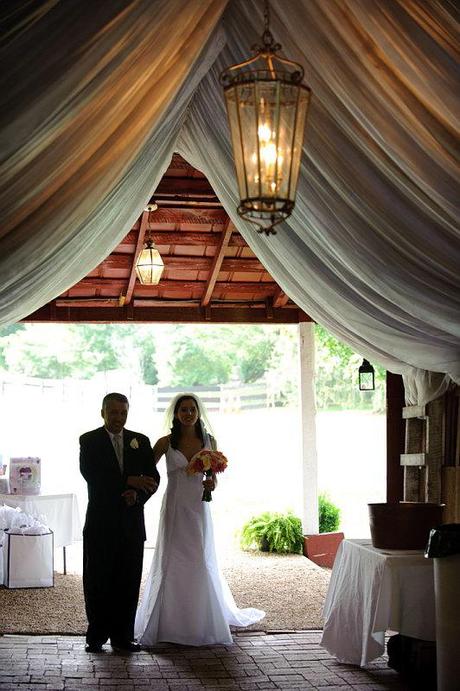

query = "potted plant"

[
  {"left": 304, "top": 493, "right": 343, "bottom": 568},
  {"left": 240, "top": 511, "right": 304, "bottom": 554}
]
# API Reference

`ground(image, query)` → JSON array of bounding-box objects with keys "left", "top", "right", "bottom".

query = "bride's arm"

[{"left": 152, "top": 435, "right": 169, "bottom": 464}]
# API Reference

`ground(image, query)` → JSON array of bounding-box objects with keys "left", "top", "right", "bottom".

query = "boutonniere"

[{"left": 130, "top": 438, "right": 139, "bottom": 449}]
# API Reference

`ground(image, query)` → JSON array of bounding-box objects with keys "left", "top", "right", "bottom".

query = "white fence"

[{"left": 0, "top": 373, "right": 285, "bottom": 413}]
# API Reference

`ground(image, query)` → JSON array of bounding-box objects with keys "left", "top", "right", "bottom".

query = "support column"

[
  {"left": 299, "top": 321, "right": 319, "bottom": 533},
  {"left": 386, "top": 372, "right": 405, "bottom": 503}
]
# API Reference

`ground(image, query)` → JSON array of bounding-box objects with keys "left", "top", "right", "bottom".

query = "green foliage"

[
  {"left": 0, "top": 324, "right": 26, "bottom": 368},
  {"left": 240, "top": 511, "right": 304, "bottom": 554},
  {"left": 238, "top": 338, "right": 275, "bottom": 383},
  {"left": 170, "top": 339, "right": 233, "bottom": 386},
  {"left": 0, "top": 321, "right": 386, "bottom": 417},
  {"left": 138, "top": 339, "right": 159, "bottom": 385},
  {"left": 69, "top": 324, "right": 121, "bottom": 374},
  {"left": 318, "top": 493, "right": 340, "bottom": 533},
  {"left": 314, "top": 324, "right": 386, "bottom": 412}
]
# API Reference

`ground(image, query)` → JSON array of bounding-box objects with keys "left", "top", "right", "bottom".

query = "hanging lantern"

[
  {"left": 220, "top": 0, "right": 311, "bottom": 235},
  {"left": 135, "top": 235, "right": 164, "bottom": 285},
  {"left": 358, "top": 359, "right": 375, "bottom": 391}
]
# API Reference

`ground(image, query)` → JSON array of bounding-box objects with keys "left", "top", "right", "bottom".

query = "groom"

[{"left": 80, "top": 392, "right": 160, "bottom": 653}]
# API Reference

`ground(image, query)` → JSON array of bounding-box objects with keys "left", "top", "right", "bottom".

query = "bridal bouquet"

[{"left": 186, "top": 449, "right": 228, "bottom": 502}]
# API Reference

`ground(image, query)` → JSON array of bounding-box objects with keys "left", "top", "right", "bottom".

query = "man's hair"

[{"left": 102, "top": 392, "right": 129, "bottom": 409}]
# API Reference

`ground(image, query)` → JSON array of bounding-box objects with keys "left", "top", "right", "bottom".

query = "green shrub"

[
  {"left": 318, "top": 493, "right": 340, "bottom": 533},
  {"left": 240, "top": 511, "right": 304, "bottom": 554}
]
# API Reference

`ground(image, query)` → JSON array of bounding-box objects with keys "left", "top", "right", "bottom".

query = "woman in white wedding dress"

[{"left": 134, "top": 393, "right": 265, "bottom": 646}]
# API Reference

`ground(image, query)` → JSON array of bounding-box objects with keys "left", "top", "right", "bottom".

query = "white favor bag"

[{"left": 3, "top": 529, "right": 54, "bottom": 588}]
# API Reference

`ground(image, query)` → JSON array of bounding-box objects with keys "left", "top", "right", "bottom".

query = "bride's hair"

[
  {"left": 170, "top": 395, "right": 204, "bottom": 449},
  {"left": 165, "top": 393, "right": 214, "bottom": 450}
]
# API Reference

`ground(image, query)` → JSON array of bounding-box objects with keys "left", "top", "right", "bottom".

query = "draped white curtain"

[
  {"left": 0, "top": 0, "right": 227, "bottom": 322},
  {"left": 0, "top": 0, "right": 459, "bottom": 405}
]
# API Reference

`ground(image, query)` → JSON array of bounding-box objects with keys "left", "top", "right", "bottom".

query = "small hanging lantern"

[
  {"left": 358, "top": 359, "right": 375, "bottom": 391},
  {"left": 135, "top": 233, "right": 164, "bottom": 285},
  {"left": 220, "top": 0, "right": 311, "bottom": 235}
]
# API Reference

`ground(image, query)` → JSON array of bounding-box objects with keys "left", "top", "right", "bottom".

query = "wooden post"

[
  {"left": 299, "top": 321, "right": 319, "bottom": 533},
  {"left": 386, "top": 372, "right": 405, "bottom": 502}
]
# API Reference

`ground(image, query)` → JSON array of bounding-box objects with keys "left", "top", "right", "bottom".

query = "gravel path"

[{"left": 0, "top": 549, "right": 330, "bottom": 635}]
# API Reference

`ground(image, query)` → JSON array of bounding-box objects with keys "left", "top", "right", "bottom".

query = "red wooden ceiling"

[{"left": 25, "top": 155, "right": 310, "bottom": 324}]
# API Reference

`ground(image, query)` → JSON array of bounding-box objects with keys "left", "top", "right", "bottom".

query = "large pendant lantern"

[
  {"left": 220, "top": 1, "right": 311, "bottom": 235},
  {"left": 135, "top": 235, "right": 164, "bottom": 285}
]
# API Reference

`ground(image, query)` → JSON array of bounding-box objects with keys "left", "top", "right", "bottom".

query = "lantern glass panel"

[
  {"left": 254, "top": 80, "right": 282, "bottom": 205},
  {"left": 288, "top": 85, "right": 310, "bottom": 199},
  {"left": 359, "top": 372, "right": 374, "bottom": 391},
  {"left": 236, "top": 83, "right": 260, "bottom": 202},
  {"left": 224, "top": 85, "right": 248, "bottom": 200}
]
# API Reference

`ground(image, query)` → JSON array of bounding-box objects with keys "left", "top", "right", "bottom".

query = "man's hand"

[
  {"left": 127, "top": 475, "right": 158, "bottom": 494},
  {"left": 121, "top": 489, "right": 137, "bottom": 507}
]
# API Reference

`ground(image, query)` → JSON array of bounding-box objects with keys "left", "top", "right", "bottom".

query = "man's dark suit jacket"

[{"left": 80, "top": 426, "right": 160, "bottom": 542}]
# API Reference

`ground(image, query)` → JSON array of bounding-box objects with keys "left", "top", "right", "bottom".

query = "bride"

[{"left": 134, "top": 393, "right": 265, "bottom": 646}]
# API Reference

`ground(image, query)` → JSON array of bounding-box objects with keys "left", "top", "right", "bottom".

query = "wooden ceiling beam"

[
  {"left": 123, "top": 210, "right": 149, "bottom": 306},
  {"left": 77, "top": 278, "right": 273, "bottom": 289},
  {"left": 118, "top": 231, "right": 247, "bottom": 248},
  {"left": 98, "top": 255, "right": 265, "bottom": 272},
  {"left": 202, "top": 220, "right": 236, "bottom": 307},
  {"left": 25, "top": 304, "right": 305, "bottom": 324},
  {"left": 153, "top": 177, "right": 219, "bottom": 198}
]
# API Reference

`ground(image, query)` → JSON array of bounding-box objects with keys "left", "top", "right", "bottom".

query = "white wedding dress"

[{"left": 135, "top": 445, "right": 265, "bottom": 646}]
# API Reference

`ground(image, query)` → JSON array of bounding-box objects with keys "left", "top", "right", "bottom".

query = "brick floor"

[{"left": 0, "top": 631, "right": 411, "bottom": 691}]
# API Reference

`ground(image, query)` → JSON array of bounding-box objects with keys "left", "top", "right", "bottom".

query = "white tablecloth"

[
  {"left": 0, "top": 493, "right": 81, "bottom": 549},
  {"left": 321, "top": 539, "right": 435, "bottom": 667}
]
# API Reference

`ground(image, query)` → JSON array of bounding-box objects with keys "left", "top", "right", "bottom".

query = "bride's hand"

[{"left": 127, "top": 475, "right": 158, "bottom": 493}]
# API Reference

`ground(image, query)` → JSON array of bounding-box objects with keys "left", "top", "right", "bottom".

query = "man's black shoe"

[
  {"left": 111, "top": 640, "right": 142, "bottom": 653},
  {"left": 85, "top": 643, "right": 103, "bottom": 653}
]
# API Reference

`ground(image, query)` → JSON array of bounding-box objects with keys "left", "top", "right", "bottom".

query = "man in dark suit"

[{"left": 80, "top": 392, "right": 160, "bottom": 653}]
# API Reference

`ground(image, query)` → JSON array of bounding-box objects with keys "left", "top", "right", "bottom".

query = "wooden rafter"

[
  {"left": 98, "top": 255, "right": 264, "bottom": 273},
  {"left": 273, "top": 287, "right": 290, "bottom": 308},
  {"left": 31, "top": 155, "right": 304, "bottom": 325},
  {"left": 201, "top": 220, "right": 235, "bottom": 307},
  {"left": 123, "top": 210, "right": 149, "bottom": 306}
]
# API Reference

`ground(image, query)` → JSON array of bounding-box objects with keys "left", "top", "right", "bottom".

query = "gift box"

[
  {"left": 9, "top": 457, "right": 41, "bottom": 495},
  {"left": 3, "top": 529, "right": 54, "bottom": 588}
]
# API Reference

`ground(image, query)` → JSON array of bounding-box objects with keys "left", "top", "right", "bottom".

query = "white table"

[
  {"left": 321, "top": 538, "right": 435, "bottom": 667},
  {"left": 0, "top": 493, "right": 81, "bottom": 574}
]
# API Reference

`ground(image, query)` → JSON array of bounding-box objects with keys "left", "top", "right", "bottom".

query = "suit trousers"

[{"left": 83, "top": 527, "right": 144, "bottom": 645}]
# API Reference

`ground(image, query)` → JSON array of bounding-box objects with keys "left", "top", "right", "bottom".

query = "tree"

[
  {"left": 314, "top": 324, "right": 385, "bottom": 411},
  {"left": 138, "top": 339, "right": 159, "bottom": 385},
  {"left": 171, "top": 340, "right": 233, "bottom": 386},
  {"left": 69, "top": 324, "right": 121, "bottom": 375},
  {"left": 239, "top": 338, "right": 275, "bottom": 383},
  {"left": 0, "top": 324, "right": 26, "bottom": 368}
]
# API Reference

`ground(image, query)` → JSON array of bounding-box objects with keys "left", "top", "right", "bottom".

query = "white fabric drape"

[
  {"left": 178, "top": 0, "right": 460, "bottom": 401},
  {"left": 1, "top": 0, "right": 459, "bottom": 404},
  {"left": 0, "top": 0, "right": 227, "bottom": 322}
]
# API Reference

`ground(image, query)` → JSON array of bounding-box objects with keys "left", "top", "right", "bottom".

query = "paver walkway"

[{"left": 0, "top": 631, "right": 411, "bottom": 691}]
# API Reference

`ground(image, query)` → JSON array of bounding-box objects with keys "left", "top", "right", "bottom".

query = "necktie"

[{"left": 113, "top": 434, "right": 123, "bottom": 472}]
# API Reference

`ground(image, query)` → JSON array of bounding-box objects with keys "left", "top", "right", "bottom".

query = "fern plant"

[
  {"left": 318, "top": 493, "right": 340, "bottom": 533},
  {"left": 240, "top": 511, "right": 304, "bottom": 554}
]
